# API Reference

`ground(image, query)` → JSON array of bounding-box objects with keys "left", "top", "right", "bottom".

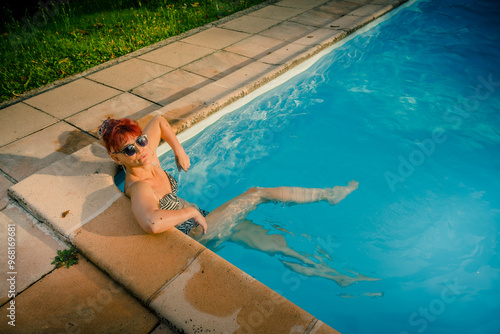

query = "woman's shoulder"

[{"left": 125, "top": 179, "right": 154, "bottom": 198}]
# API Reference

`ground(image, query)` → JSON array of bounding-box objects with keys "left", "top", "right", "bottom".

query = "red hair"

[{"left": 100, "top": 118, "right": 142, "bottom": 153}]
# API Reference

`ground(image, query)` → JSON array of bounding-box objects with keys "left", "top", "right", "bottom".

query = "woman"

[{"left": 100, "top": 116, "right": 365, "bottom": 285}]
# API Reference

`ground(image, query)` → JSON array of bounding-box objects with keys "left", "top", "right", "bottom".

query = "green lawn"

[{"left": 0, "top": 0, "right": 267, "bottom": 103}]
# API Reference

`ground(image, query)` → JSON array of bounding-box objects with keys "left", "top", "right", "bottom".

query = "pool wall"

[{"left": 7, "top": 0, "right": 408, "bottom": 332}]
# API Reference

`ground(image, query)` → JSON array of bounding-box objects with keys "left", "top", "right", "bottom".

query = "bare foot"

[{"left": 326, "top": 180, "right": 359, "bottom": 205}]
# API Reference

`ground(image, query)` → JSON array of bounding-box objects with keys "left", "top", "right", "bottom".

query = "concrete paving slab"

[
  {"left": 138, "top": 41, "right": 214, "bottom": 68},
  {"left": 0, "top": 102, "right": 57, "bottom": 147},
  {"left": 156, "top": 82, "right": 232, "bottom": 130},
  {"left": 289, "top": 9, "right": 341, "bottom": 27},
  {"left": 24, "top": 78, "right": 122, "bottom": 119},
  {"left": 161, "top": 62, "right": 277, "bottom": 130},
  {"left": 72, "top": 194, "right": 206, "bottom": 302},
  {"left": 181, "top": 27, "right": 251, "bottom": 50},
  {"left": 259, "top": 43, "right": 311, "bottom": 65},
  {"left": 324, "top": 12, "right": 372, "bottom": 31},
  {"left": 275, "top": 0, "right": 330, "bottom": 9},
  {"left": 0, "top": 175, "right": 14, "bottom": 211},
  {"left": 368, "top": 4, "right": 398, "bottom": 21},
  {"left": 259, "top": 21, "right": 317, "bottom": 42},
  {"left": 349, "top": 4, "right": 386, "bottom": 17},
  {"left": 149, "top": 249, "right": 333, "bottom": 334},
  {"left": 294, "top": 28, "right": 346, "bottom": 46},
  {"left": 0, "top": 258, "right": 159, "bottom": 333},
  {"left": 214, "top": 61, "right": 277, "bottom": 90},
  {"left": 131, "top": 69, "right": 211, "bottom": 106},
  {"left": 181, "top": 51, "right": 252, "bottom": 80},
  {"left": 319, "top": 0, "right": 363, "bottom": 15},
  {"left": 372, "top": 0, "right": 405, "bottom": 4},
  {"left": 347, "top": 0, "right": 373, "bottom": 4},
  {"left": 248, "top": 5, "right": 305, "bottom": 21},
  {"left": 150, "top": 323, "right": 177, "bottom": 334},
  {"left": 8, "top": 143, "right": 118, "bottom": 241},
  {"left": 220, "top": 15, "right": 280, "bottom": 34},
  {"left": 0, "top": 122, "right": 96, "bottom": 182},
  {"left": 0, "top": 204, "right": 64, "bottom": 305},
  {"left": 87, "top": 59, "right": 173, "bottom": 92},
  {"left": 311, "top": 320, "right": 342, "bottom": 334},
  {"left": 66, "top": 92, "right": 161, "bottom": 136},
  {"left": 224, "top": 35, "right": 285, "bottom": 59}
]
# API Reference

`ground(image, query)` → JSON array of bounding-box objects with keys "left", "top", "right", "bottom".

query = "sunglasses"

[{"left": 113, "top": 134, "right": 148, "bottom": 156}]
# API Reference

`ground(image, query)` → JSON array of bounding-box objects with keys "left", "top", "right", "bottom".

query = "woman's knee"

[
  {"left": 240, "top": 187, "right": 266, "bottom": 201},
  {"left": 245, "top": 187, "right": 260, "bottom": 195}
]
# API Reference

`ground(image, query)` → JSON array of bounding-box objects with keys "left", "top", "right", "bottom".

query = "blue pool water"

[{"left": 157, "top": 0, "right": 500, "bottom": 332}]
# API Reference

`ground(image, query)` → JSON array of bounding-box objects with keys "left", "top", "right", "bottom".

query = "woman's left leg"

[{"left": 193, "top": 181, "right": 358, "bottom": 245}]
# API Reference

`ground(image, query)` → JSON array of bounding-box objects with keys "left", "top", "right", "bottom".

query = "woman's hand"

[
  {"left": 190, "top": 208, "right": 208, "bottom": 234},
  {"left": 175, "top": 151, "right": 191, "bottom": 172}
]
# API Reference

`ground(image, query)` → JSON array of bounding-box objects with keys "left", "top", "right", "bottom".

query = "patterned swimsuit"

[{"left": 158, "top": 172, "right": 209, "bottom": 234}]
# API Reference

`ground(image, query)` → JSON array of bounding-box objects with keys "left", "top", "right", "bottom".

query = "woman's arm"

[
  {"left": 128, "top": 182, "right": 207, "bottom": 234},
  {"left": 143, "top": 115, "right": 190, "bottom": 171}
]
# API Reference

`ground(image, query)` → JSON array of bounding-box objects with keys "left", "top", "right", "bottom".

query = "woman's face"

[{"left": 110, "top": 133, "right": 151, "bottom": 168}]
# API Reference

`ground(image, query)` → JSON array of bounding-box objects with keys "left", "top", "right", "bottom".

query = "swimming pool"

[{"left": 156, "top": 0, "right": 500, "bottom": 332}]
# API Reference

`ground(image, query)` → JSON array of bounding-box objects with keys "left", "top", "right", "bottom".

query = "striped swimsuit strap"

[
  {"left": 158, "top": 172, "right": 180, "bottom": 210},
  {"left": 126, "top": 170, "right": 179, "bottom": 208}
]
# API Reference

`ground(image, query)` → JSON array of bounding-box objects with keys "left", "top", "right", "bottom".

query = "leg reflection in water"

[{"left": 192, "top": 181, "right": 380, "bottom": 287}]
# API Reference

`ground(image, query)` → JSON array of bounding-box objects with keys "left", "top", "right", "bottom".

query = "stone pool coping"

[{"left": 4, "top": 0, "right": 408, "bottom": 332}]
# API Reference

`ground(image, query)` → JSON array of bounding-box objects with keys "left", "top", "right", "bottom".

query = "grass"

[{"left": 0, "top": 0, "right": 267, "bottom": 104}]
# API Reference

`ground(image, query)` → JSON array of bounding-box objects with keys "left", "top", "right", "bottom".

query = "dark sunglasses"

[{"left": 113, "top": 135, "right": 148, "bottom": 156}]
